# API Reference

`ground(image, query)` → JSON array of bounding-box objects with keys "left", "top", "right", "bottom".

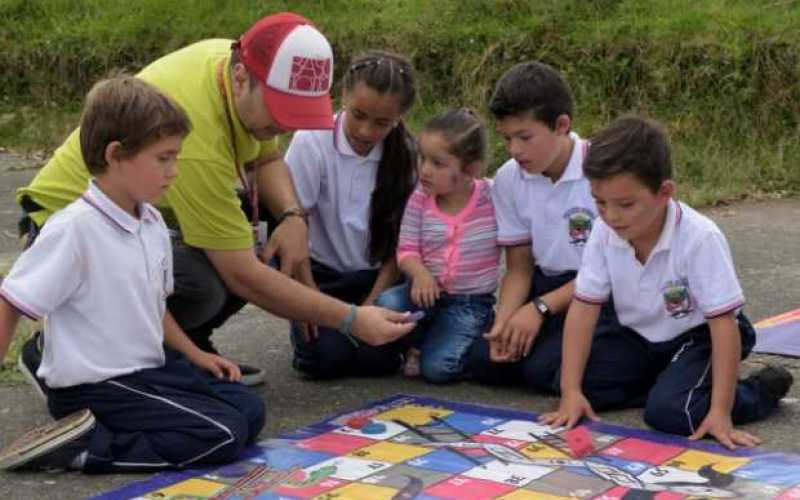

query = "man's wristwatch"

[
  {"left": 276, "top": 207, "right": 307, "bottom": 226},
  {"left": 532, "top": 297, "right": 552, "bottom": 318}
]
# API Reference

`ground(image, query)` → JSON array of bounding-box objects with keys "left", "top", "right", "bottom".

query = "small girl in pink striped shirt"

[{"left": 375, "top": 109, "right": 500, "bottom": 383}]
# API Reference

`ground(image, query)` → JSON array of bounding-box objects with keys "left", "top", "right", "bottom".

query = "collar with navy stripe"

[
  {"left": 80, "top": 180, "right": 159, "bottom": 234},
  {"left": 609, "top": 198, "right": 682, "bottom": 254},
  {"left": 332, "top": 111, "right": 384, "bottom": 161}
]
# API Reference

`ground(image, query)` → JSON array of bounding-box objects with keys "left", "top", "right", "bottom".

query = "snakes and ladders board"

[{"left": 96, "top": 395, "right": 800, "bottom": 499}]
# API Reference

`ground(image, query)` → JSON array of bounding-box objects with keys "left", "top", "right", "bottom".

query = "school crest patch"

[
  {"left": 662, "top": 279, "right": 693, "bottom": 318},
  {"left": 564, "top": 207, "right": 595, "bottom": 246}
]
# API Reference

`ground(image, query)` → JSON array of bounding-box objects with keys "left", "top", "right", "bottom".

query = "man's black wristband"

[{"left": 276, "top": 208, "right": 307, "bottom": 226}]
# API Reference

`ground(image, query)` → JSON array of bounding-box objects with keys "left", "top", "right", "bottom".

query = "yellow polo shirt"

[{"left": 17, "top": 39, "right": 279, "bottom": 250}]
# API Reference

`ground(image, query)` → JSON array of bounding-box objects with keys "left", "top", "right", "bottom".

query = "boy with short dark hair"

[
  {"left": 0, "top": 76, "right": 265, "bottom": 472},
  {"left": 541, "top": 115, "right": 792, "bottom": 449},
  {"left": 467, "top": 61, "right": 617, "bottom": 392}
]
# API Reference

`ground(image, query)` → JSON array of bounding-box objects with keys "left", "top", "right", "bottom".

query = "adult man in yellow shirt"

[{"left": 16, "top": 12, "right": 415, "bottom": 387}]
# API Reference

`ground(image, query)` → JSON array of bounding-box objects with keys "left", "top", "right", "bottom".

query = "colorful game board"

[
  {"left": 755, "top": 308, "right": 800, "bottom": 357},
  {"left": 96, "top": 395, "right": 800, "bottom": 499}
]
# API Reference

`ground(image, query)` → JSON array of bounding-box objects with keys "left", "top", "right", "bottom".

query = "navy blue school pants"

[
  {"left": 583, "top": 314, "right": 777, "bottom": 436},
  {"left": 46, "top": 349, "right": 265, "bottom": 474},
  {"left": 290, "top": 259, "right": 406, "bottom": 379},
  {"left": 467, "top": 268, "right": 620, "bottom": 393}
]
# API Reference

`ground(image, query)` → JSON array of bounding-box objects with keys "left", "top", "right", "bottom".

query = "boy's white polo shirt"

[
  {"left": 0, "top": 182, "right": 172, "bottom": 388},
  {"left": 575, "top": 200, "right": 745, "bottom": 343},
  {"left": 492, "top": 133, "right": 595, "bottom": 276},
  {"left": 285, "top": 112, "right": 383, "bottom": 272}
]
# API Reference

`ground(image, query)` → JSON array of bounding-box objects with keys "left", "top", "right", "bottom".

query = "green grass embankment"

[{"left": 1, "top": 0, "right": 799, "bottom": 206}]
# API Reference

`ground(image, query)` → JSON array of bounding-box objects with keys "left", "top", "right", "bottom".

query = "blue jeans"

[{"left": 375, "top": 283, "right": 495, "bottom": 384}]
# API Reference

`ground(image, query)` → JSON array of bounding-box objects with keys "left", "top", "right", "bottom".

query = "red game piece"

[
  {"left": 565, "top": 426, "right": 594, "bottom": 458},
  {"left": 346, "top": 416, "right": 369, "bottom": 429}
]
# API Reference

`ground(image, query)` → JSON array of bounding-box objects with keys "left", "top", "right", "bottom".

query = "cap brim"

[{"left": 262, "top": 85, "right": 334, "bottom": 130}]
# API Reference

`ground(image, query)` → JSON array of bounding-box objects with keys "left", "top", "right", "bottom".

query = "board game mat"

[{"left": 94, "top": 394, "right": 800, "bottom": 499}]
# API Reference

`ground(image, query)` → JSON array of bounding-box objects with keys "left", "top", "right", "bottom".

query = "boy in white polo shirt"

[
  {"left": 467, "top": 61, "right": 619, "bottom": 392},
  {"left": 541, "top": 115, "right": 792, "bottom": 449},
  {"left": 0, "top": 76, "right": 265, "bottom": 472}
]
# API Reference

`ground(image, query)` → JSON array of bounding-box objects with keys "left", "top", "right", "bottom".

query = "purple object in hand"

[{"left": 406, "top": 311, "right": 425, "bottom": 322}]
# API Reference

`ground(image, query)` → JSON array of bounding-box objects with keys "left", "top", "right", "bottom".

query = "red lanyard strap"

[{"left": 216, "top": 60, "right": 259, "bottom": 226}]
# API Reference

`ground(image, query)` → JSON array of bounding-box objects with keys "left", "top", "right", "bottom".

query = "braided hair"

[{"left": 342, "top": 51, "right": 418, "bottom": 265}]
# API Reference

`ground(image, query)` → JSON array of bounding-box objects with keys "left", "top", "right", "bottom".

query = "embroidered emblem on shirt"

[
  {"left": 662, "top": 279, "right": 693, "bottom": 318},
  {"left": 564, "top": 207, "right": 595, "bottom": 246}
]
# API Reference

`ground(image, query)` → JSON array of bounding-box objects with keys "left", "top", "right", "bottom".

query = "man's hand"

[
  {"left": 351, "top": 306, "right": 416, "bottom": 346},
  {"left": 483, "top": 303, "right": 543, "bottom": 362},
  {"left": 539, "top": 390, "right": 599, "bottom": 429},
  {"left": 260, "top": 216, "right": 309, "bottom": 278},
  {"left": 410, "top": 270, "right": 440, "bottom": 308},
  {"left": 689, "top": 408, "right": 762, "bottom": 450}
]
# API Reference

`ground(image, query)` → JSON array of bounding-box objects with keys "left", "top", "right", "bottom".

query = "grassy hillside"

[{"left": 1, "top": 0, "right": 799, "bottom": 205}]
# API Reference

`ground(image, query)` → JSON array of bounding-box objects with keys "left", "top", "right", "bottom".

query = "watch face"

[{"left": 535, "top": 299, "right": 549, "bottom": 315}]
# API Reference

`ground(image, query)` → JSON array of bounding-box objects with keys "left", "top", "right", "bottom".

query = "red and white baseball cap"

[{"left": 236, "top": 12, "right": 334, "bottom": 130}]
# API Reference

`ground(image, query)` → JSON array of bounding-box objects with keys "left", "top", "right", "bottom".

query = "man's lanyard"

[{"left": 216, "top": 60, "right": 259, "bottom": 226}]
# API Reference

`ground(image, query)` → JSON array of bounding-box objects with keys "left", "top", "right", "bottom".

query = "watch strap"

[
  {"left": 533, "top": 297, "right": 552, "bottom": 318},
  {"left": 276, "top": 207, "right": 307, "bottom": 226}
]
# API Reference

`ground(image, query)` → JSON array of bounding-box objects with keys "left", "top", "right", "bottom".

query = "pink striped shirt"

[{"left": 397, "top": 179, "right": 500, "bottom": 294}]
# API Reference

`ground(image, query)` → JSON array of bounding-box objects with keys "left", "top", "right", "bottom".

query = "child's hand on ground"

[
  {"left": 539, "top": 391, "right": 599, "bottom": 429},
  {"left": 192, "top": 352, "right": 242, "bottom": 382},
  {"left": 410, "top": 271, "right": 440, "bottom": 308},
  {"left": 689, "top": 409, "right": 762, "bottom": 450}
]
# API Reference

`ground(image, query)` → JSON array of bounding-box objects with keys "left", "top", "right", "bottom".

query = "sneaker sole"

[
  {"left": 0, "top": 409, "right": 95, "bottom": 470},
  {"left": 17, "top": 353, "right": 47, "bottom": 404},
  {"left": 240, "top": 370, "right": 267, "bottom": 387}
]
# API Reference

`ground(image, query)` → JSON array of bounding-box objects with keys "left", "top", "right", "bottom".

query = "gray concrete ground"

[{"left": 0, "top": 153, "right": 798, "bottom": 499}]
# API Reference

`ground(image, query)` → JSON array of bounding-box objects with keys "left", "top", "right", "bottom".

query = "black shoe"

[
  {"left": 239, "top": 363, "right": 266, "bottom": 387},
  {"left": 0, "top": 409, "right": 94, "bottom": 471},
  {"left": 750, "top": 364, "right": 794, "bottom": 405},
  {"left": 17, "top": 331, "right": 48, "bottom": 403}
]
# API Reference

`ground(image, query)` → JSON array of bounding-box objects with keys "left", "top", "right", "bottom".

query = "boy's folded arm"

[{"left": 707, "top": 312, "right": 741, "bottom": 415}]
